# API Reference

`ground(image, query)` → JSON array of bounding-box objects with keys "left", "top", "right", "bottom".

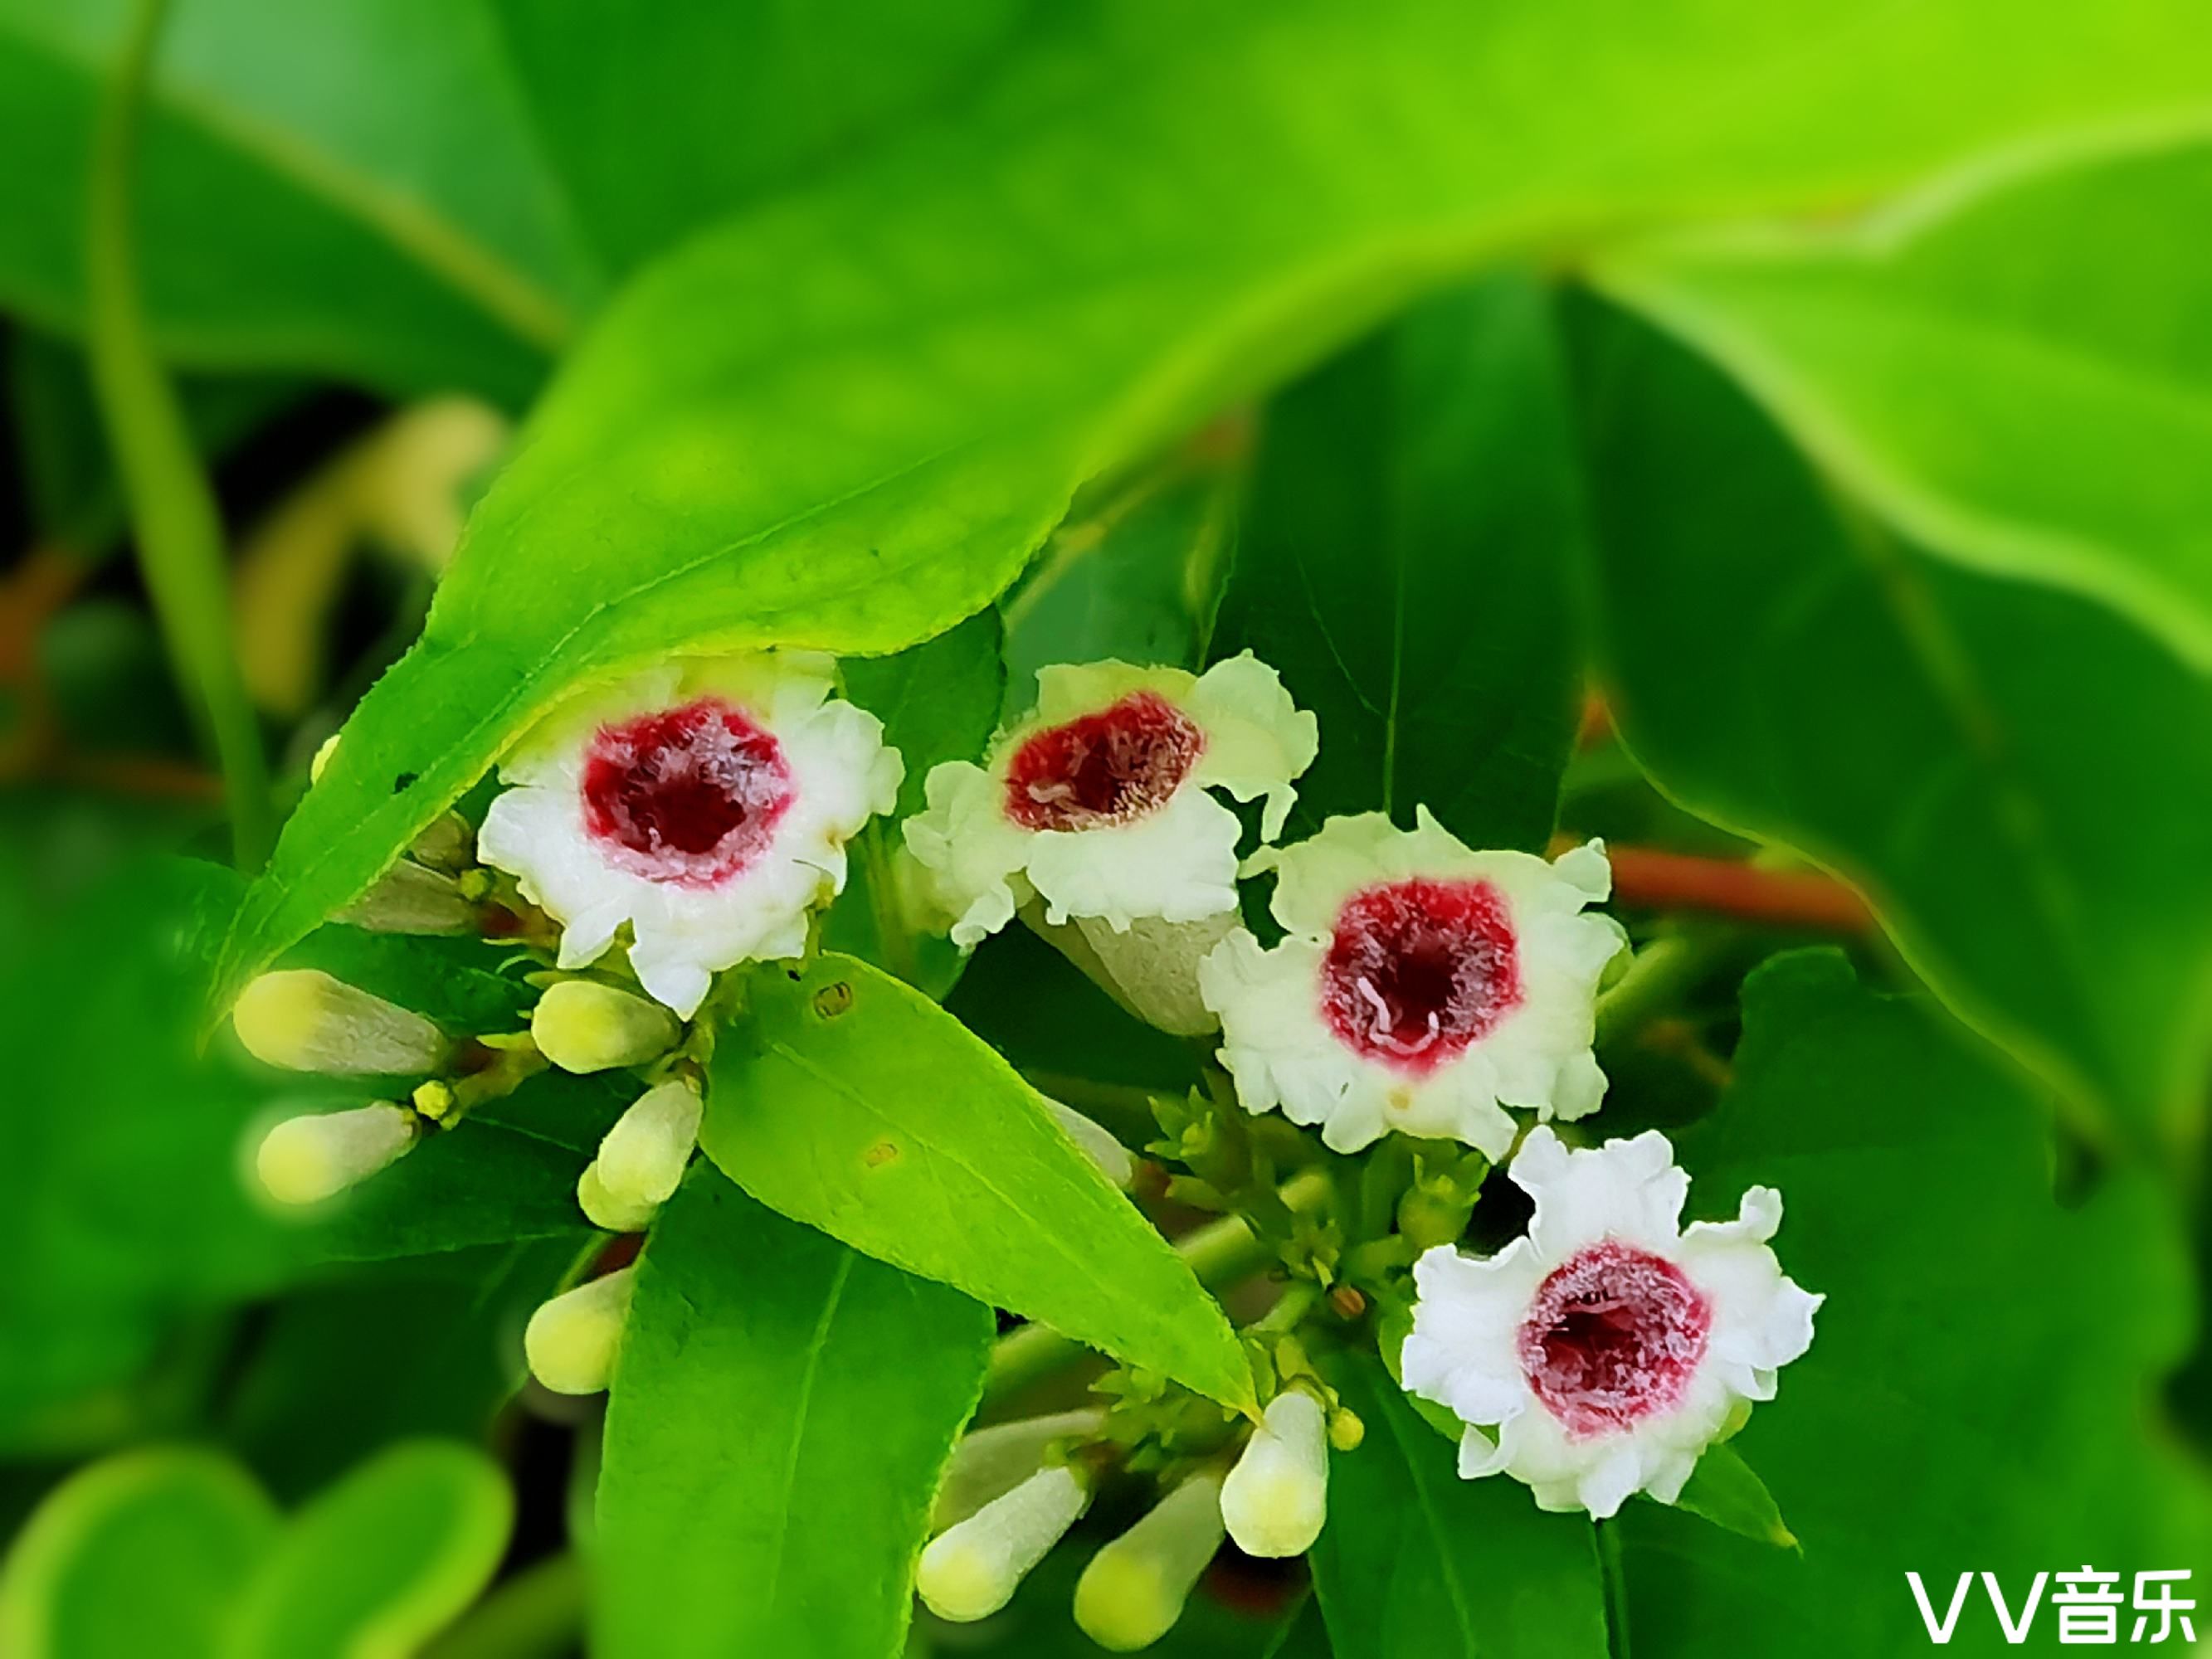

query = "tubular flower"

[
  {"left": 479, "top": 652, "right": 901, "bottom": 1018},
  {"left": 904, "top": 654, "right": 1315, "bottom": 1033},
  {"left": 1400, "top": 1128, "right": 1820, "bottom": 1520},
  {"left": 1198, "top": 810, "right": 1624, "bottom": 1156}
]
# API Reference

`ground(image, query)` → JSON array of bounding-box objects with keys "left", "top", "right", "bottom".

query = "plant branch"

[
  {"left": 1598, "top": 844, "right": 1870, "bottom": 933},
  {"left": 85, "top": 0, "right": 270, "bottom": 868},
  {"left": 985, "top": 1167, "right": 1333, "bottom": 1404}
]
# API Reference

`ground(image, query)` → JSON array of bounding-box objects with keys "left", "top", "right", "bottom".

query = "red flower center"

[
  {"left": 1320, "top": 878, "right": 1522, "bottom": 1072},
  {"left": 1003, "top": 691, "right": 1204, "bottom": 832},
  {"left": 581, "top": 698, "right": 795, "bottom": 888},
  {"left": 1518, "top": 1242, "right": 1711, "bottom": 1438}
]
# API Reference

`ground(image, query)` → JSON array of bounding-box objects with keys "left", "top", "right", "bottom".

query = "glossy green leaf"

[
  {"left": 227, "top": 1441, "right": 513, "bottom": 1659},
  {"left": 822, "top": 611, "right": 1005, "bottom": 995},
  {"left": 221, "top": 0, "right": 2212, "bottom": 1005},
  {"left": 1620, "top": 950, "right": 2212, "bottom": 1654},
  {"left": 1219, "top": 273, "right": 1581, "bottom": 852},
  {"left": 0, "top": 1449, "right": 278, "bottom": 1659},
  {"left": 0, "top": 0, "right": 597, "bottom": 399},
  {"left": 488, "top": 0, "right": 1034, "bottom": 275},
  {"left": 1600, "top": 134, "right": 2212, "bottom": 670},
  {"left": 703, "top": 952, "right": 1253, "bottom": 1408},
  {"left": 1571, "top": 301, "right": 2212, "bottom": 1151},
  {"left": 1001, "top": 439, "right": 1244, "bottom": 715},
  {"left": 1311, "top": 1354, "right": 1609, "bottom": 1659},
  {"left": 595, "top": 1167, "right": 992, "bottom": 1659}
]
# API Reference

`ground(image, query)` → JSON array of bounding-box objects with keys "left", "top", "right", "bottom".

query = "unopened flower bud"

[
  {"left": 1327, "top": 1406, "right": 1365, "bottom": 1452},
  {"left": 1044, "top": 1099, "right": 1135, "bottom": 1189},
  {"left": 577, "top": 1160, "right": 658, "bottom": 1233},
  {"left": 233, "top": 970, "right": 451, "bottom": 1075},
  {"left": 934, "top": 1408, "right": 1104, "bottom": 1531},
  {"left": 524, "top": 1267, "right": 636, "bottom": 1395},
  {"left": 1026, "top": 907, "right": 1235, "bottom": 1038},
  {"left": 595, "top": 1079, "right": 703, "bottom": 1208},
  {"left": 918, "top": 1464, "right": 1089, "bottom": 1623},
  {"left": 531, "top": 981, "right": 680, "bottom": 1074},
  {"left": 336, "top": 861, "right": 475, "bottom": 935},
  {"left": 1074, "top": 1470, "right": 1226, "bottom": 1652},
  {"left": 254, "top": 1102, "right": 417, "bottom": 1204},
  {"left": 408, "top": 810, "right": 476, "bottom": 872},
  {"left": 1220, "top": 1390, "right": 1328, "bottom": 1557}
]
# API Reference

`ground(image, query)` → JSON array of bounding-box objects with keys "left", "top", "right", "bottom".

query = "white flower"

[
  {"left": 904, "top": 654, "right": 1316, "bottom": 947},
  {"left": 1199, "top": 810, "right": 1625, "bottom": 1157},
  {"left": 479, "top": 652, "right": 900, "bottom": 1018},
  {"left": 1401, "top": 1127, "right": 1821, "bottom": 1520}
]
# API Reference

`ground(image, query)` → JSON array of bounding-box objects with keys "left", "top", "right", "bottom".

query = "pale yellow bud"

[
  {"left": 1074, "top": 1472, "right": 1226, "bottom": 1652},
  {"left": 934, "top": 1408, "right": 1104, "bottom": 1532},
  {"left": 595, "top": 1079, "right": 703, "bottom": 1208},
  {"left": 254, "top": 1103, "right": 417, "bottom": 1204},
  {"left": 577, "top": 1160, "right": 658, "bottom": 1233},
  {"left": 335, "top": 861, "right": 475, "bottom": 935},
  {"left": 531, "top": 981, "right": 679, "bottom": 1074},
  {"left": 918, "top": 1465, "right": 1089, "bottom": 1623},
  {"left": 1220, "top": 1390, "right": 1328, "bottom": 1557},
  {"left": 232, "top": 971, "right": 451, "bottom": 1075},
  {"left": 524, "top": 1267, "right": 636, "bottom": 1395},
  {"left": 1043, "top": 1099, "right": 1134, "bottom": 1190}
]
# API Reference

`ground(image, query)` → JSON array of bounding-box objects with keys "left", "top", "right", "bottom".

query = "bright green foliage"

[
  {"left": 1573, "top": 303, "right": 2212, "bottom": 1151},
  {"left": 704, "top": 953, "right": 1253, "bottom": 1409},
  {"left": 227, "top": 1441, "right": 513, "bottom": 1659},
  {"left": 1622, "top": 951, "right": 2212, "bottom": 1652},
  {"left": 1219, "top": 274, "right": 1581, "bottom": 854},
  {"left": 1309, "top": 1355, "right": 1608, "bottom": 1658},
  {"left": 595, "top": 1168, "right": 992, "bottom": 1659},
  {"left": 0, "top": 0, "right": 596, "bottom": 401},
  {"left": 0, "top": 1449, "right": 277, "bottom": 1659},
  {"left": 1601, "top": 136, "right": 2212, "bottom": 670},
  {"left": 218, "top": 0, "right": 2212, "bottom": 1006}
]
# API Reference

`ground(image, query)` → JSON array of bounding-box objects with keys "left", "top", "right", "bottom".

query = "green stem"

[
  {"left": 85, "top": 0, "right": 270, "bottom": 869},
  {"left": 1592, "top": 929, "right": 1736, "bottom": 1053},
  {"left": 984, "top": 1167, "right": 1333, "bottom": 1403},
  {"left": 421, "top": 1553, "right": 585, "bottom": 1659}
]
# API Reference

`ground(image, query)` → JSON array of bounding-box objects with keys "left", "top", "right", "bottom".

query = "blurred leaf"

[
  {"left": 488, "top": 0, "right": 1036, "bottom": 274},
  {"left": 222, "top": 1238, "right": 587, "bottom": 1502},
  {"left": 0, "top": 1448, "right": 277, "bottom": 1659},
  {"left": 228, "top": 1441, "right": 512, "bottom": 1659},
  {"left": 1600, "top": 134, "right": 2212, "bottom": 672},
  {"left": 0, "top": 0, "right": 598, "bottom": 400},
  {"left": 1669, "top": 1443, "right": 1795, "bottom": 1551},
  {"left": 220, "top": 0, "right": 2212, "bottom": 1004},
  {"left": 822, "top": 611, "right": 1004, "bottom": 995},
  {"left": 1571, "top": 300, "right": 2212, "bottom": 1151},
  {"left": 1218, "top": 273, "right": 1581, "bottom": 853},
  {"left": 962, "top": 1539, "right": 1327, "bottom": 1658},
  {"left": 1621, "top": 950, "right": 2212, "bottom": 1652},
  {"left": 704, "top": 953, "right": 1253, "bottom": 1409},
  {"left": 1310, "top": 1353, "right": 1609, "bottom": 1658},
  {"left": 595, "top": 1167, "right": 992, "bottom": 1659},
  {"left": 1001, "top": 439, "right": 1245, "bottom": 716}
]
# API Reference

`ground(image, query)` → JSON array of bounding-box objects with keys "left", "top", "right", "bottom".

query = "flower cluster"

[{"left": 233, "top": 643, "right": 1820, "bottom": 1650}]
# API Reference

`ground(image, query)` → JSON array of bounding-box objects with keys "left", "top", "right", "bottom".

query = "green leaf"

[
  {"left": 487, "top": 0, "right": 1035, "bottom": 275},
  {"left": 1310, "top": 1353, "right": 1609, "bottom": 1658},
  {"left": 1001, "top": 438, "right": 1245, "bottom": 716},
  {"left": 703, "top": 952, "right": 1253, "bottom": 1408},
  {"left": 0, "top": 1449, "right": 278, "bottom": 1659},
  {"left": 1570, "top": 299, "right": 2212, "bottom": 1151},
  {"left": 1620, "top": 950, "right": 2212, "bottom": 1653},
  {"left": 0, "top": 0, "right": 597, "bottom": 399},
  {"left": 220, "top": 0, "right": 2212, "bottom": 1005},
  {"left": 1599, "top": 134, "right": 2212, "bottom": 672},
  {"left": 1218, "top": 273, "right": 1581, "bottom": 853},
  {"left": 1669, "top": 1443, "right": 1795, "bottom": 1551},
  {"left": 822, "top": 611, "right": 1005, "bottom": 996},
  {"left": 227, "top": 1441, "right": 513, "bottom": 1659},
  {"left": 595, "top": 1167, "right": 992, "bottom": 1659}
]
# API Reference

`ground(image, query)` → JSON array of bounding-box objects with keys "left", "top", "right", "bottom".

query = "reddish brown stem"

[{"left": 1596, "top": 844, "right": 1872, "bottom": 933}]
